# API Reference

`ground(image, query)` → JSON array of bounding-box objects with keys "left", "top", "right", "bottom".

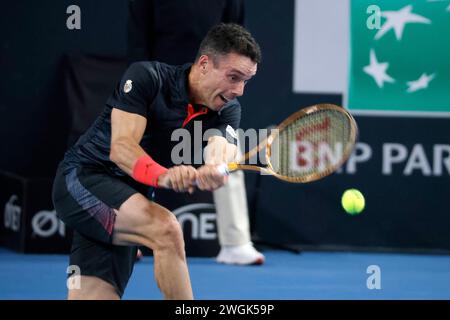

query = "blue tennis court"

[{"left": 2, "top": 248, "right": 450, "bottom": 300}]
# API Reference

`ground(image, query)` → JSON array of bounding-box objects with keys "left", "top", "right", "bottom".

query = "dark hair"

[{"left": 196, "top": 23, "right": 261, "bottom": 64}]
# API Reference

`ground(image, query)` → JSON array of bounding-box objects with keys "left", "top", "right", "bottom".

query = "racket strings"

[{"left": 271, "top": 109, "right": 353, "bottom": 181}]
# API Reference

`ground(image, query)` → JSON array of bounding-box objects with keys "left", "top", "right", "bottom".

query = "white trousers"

[{"left": 213, "top": 170, "right": 251, "bottom": 246}]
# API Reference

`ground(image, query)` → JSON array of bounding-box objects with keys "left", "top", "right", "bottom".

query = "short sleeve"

[{"left": 106, "top": 62, "right": 158, "bottom": 117}]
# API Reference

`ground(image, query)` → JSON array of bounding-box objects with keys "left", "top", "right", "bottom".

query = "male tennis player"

[{"left": 52, "top": 23, "right": 261, "bottom": 299}]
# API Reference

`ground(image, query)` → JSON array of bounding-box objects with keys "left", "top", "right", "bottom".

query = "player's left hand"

[
  {"left": 204, "top": 136, "right": 238, "bottom": 165},
  {"left": 196, "top": 164, "right": 228, "bottom": 191}
]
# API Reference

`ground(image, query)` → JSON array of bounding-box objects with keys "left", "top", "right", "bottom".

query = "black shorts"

[{"left": 52, "top": 162, "right": 148, "bottom": 297}]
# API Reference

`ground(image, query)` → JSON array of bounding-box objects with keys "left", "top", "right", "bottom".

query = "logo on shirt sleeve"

[{"left": 124, "top": 80, "right": 133, "bottom": 93}]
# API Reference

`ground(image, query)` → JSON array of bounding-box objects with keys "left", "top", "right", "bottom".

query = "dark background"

[{"left": 1, "top": 0, "right": 449, "bottom": 252}]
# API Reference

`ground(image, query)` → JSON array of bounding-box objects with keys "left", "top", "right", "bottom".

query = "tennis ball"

[{"left": 341, "top": 189, "right": 365, "bottom": 215}]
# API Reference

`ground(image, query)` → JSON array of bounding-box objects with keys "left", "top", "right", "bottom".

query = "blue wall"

[{"left": 0, "top": 0, "right": 127, "bottom": 176}]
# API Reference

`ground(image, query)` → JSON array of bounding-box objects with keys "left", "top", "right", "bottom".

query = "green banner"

[{"left": 348, "top": 0, "right": 450, "bottom": 114}]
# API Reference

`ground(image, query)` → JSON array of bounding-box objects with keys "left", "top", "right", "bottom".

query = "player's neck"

[{"left": 187, "top": 66, "right": 205, "bottom": 106}]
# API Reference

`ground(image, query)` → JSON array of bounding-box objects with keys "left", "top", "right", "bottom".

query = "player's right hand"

[{"left": 158, "top": 165, "right": 198, "bottom": 194}]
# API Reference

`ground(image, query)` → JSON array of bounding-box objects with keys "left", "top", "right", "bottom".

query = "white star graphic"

[
  {"left": 406, "top": 73, "right": 436, "bottom": 93},
  {"left": 375, "top": 5, "right": 431, "bottom": 41},
  {"left": 427, "top": 0, "right": 450, "bottom": 11},
  {"left": 363, "top": 50, "right": 395, "bottom": 88}
]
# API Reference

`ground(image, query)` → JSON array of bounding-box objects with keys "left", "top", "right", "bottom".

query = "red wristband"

[{"left": 132, "top": 155, "right": 168, "bottom": 187}]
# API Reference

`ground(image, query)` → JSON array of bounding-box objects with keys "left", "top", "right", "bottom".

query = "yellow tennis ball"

[{"left": 341, "top": 189, "right": 365, "bottom": 215}]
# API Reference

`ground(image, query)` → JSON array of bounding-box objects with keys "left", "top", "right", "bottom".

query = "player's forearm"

[{"left": 110, "top": 137, "right": 146, "bottom": 176}]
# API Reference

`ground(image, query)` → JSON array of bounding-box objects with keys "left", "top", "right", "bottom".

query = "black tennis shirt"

[{"left": 62, "top": 61, "right": 241, "bottom": 177}]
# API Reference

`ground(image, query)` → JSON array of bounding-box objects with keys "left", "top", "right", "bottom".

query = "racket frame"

[{"left": 226, "top": 104, "right": 358, "bottom": 183}]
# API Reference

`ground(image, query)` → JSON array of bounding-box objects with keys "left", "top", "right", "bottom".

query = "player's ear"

[{"left": 198, "top": 55, "right": 209, "bottom": 73}]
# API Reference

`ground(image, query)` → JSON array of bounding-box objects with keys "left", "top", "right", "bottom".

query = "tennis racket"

[{"left": 216, "top": 103, "right": 358, "bottom": 183}]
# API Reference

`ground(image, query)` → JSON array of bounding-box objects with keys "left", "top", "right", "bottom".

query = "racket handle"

[
  {"left": 165, "top": 165, "right": 231, "bottom": 189},
  {"left": 193, "top": 164, "right": 230, "bottom": 186}
]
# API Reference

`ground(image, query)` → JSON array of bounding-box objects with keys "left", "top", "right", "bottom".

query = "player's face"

[{"left": 199, "top": 52, "right": 257, "bottom": 111}]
